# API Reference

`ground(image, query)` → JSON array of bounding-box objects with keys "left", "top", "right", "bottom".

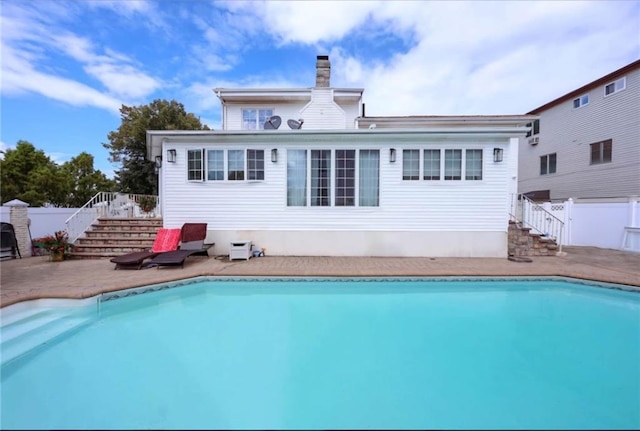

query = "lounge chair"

[
  {"left": 147, "top": 242, "right": 214, "bottom": 268},
  {"left": 147, "top": 223, "right": 213, "bottom": 268},
  {"left": 110, "top": 228, "right": 182, "bottom": 270}
]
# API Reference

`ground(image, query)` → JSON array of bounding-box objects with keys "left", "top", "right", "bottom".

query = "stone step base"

[
  {"left": 508, "top": 220, "right": 560, "bottom": 257},
  {"left": 70, "top": 218, "right": 162, "bottom": 259}
]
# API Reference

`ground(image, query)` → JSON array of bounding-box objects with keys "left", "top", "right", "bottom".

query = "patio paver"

[{"left": 1, "top": 246, "right": 639, "bottom": 308}]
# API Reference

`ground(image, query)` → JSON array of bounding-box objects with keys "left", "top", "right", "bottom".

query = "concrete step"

[{"left": 76, "top": 237, "right": 155, "bottom": 246}]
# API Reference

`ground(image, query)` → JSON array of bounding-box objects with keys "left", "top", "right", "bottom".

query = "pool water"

[{"left": 1, "top": 278, "right": 639, "bottom": 429}]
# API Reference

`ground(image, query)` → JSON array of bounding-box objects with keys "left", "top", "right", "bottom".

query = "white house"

[
  {"left": 519, "top": 59, "right": 640, "bottom": 201},
  {"left": 147, "top": 56, "right": 534, "bottom": 257}
]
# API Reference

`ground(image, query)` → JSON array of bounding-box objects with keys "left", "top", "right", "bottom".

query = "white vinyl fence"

[
  {"left": 544, "top": 197, "right": 640, "bottom": 252},
  {"left": 0, "top": 207, "right": 79, "bottom": 240}
]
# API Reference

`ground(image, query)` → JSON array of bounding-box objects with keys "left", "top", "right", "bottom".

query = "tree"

[
  {"left": 103, "top": 99, "right": 209, "bottom": 195},
  {"left": 61, "top": 152, "right": 116, "bottom": 207},
  {"left": 0, "top": 141, "right": 68, "bottom": 207}
]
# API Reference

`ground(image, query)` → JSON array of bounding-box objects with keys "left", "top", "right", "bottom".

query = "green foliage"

[
  {"left": 0, "top": 141, "right": 66, "bottom": 207},
  {"left": 103, "top": 99, "right": 209, "bottom": 195},
  {"left": 0, "top": 141, "right": 115, "bottom": 207},
  {"left": 61, "top": 152, "right": 116, "bottom": 207}
]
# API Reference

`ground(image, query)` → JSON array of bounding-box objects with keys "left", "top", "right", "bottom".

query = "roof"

[
  {"left": 357, "top": 115, "right": 537, "bottom": 129},
  {"left": 527, "top": 59, "right": 640, "bottom": 114},
  {"left": 214, "top": 87, "right": 364, "bottom": 103},
  {"left": 146, "top": 116, "right": 532, "bottom": 161}
]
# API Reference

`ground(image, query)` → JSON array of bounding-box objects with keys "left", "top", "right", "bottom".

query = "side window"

[
  {"left": 423, "top": 149, "right": 441, "bottom": 180},
  {"left": 465, "top": 149, "right": 482, "bottom": 181},
  {"left": 335, "top": 149, "right": 356, "bottom": 207},
  {"left": 228, "top": 150, "right": 245, "bottom": 181},
  {"left": 207, "top": 150, "right": 224, "bottom": 181},
  {"left": 310, "top": 150, "right": 331, "bottom": 206},
  {"left": 247, "top": 150, "right": 264, "bottom": 180},
  {"left": 402, "top": 149, "right": 420, "bottom": 180},
  {"left": 359, "top": 150, "right": 379, "bottom": 207},
  {"left": 187, "top": 149, "right": 203, "bottom": 181},
  {"left": 444, "top": 149, "right": 462, "bottom": 180}
]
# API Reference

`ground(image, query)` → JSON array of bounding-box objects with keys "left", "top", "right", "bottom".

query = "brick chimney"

[{"left": 315, "top": 55, "right": 330, "bottom": 88}]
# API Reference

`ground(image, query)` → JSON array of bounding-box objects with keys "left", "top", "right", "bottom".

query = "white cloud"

[{"left": 218, "top": 1, "right": 639, "bottom": 115}]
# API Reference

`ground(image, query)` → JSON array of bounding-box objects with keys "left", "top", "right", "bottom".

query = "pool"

[{"left": 1, "top": 277, "right": 639, "bottom": 429}]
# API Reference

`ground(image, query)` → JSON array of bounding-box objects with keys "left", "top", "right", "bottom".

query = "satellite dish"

[
  {"left": 287, "top": 118, "right": 304, "bottom": 129},
  {"left": 264, "top": 115, "right": 281, "bottom": 129}
]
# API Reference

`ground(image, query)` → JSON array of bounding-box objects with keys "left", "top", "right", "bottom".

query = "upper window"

[
  {"left": 242, "top": 109, "right": 274, "bottom": 130},
  {"left": 604, "top": 77, "right": 626, "bottom": 96},
  {"left": 590, "top": 139, "right": 612, "bottom": 164},
  {"left": 540, "top": 153, "right": 557, "bottom": 175},
  {"left": 573, "top": 94, "right": 589, "bottom": 108}
]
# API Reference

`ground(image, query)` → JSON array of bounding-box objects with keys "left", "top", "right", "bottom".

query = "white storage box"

[{"left": 229, "top": 241, "right": 251, "bottom": 260}]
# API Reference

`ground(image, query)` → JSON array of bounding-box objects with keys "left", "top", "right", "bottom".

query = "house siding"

[
  {"left": 159, "top": 136, "right": 514, "bottom": 257},
  {"left": 222, "top": 91, "right": 360, "bottom": 131},
  {"left": 519, "top": 65, "right": 640, "bottom": 200}
]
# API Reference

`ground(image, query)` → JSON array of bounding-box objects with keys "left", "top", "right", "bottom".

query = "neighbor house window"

[
  {"left": 311, "top": 150, "right": 331, "bottom": 206},
  {"left": 590, "top": 139, "right": 612, "bottom": 164},
  {"left": 465, "top": 149, "right": 483, "bottom": 180},
  {"left": 247, "top": 149, "right": 264, "bottom": 180},
  {"left": 335, "top": 149, "right": 356, "bottom": 206},
  {"left": 359, "top": 150, "right": 379, "bottom": 206},
  {"left": 187, "top": 149, "right": 204, "bottom": 181},
  {"left": 286, "top": 149, "right": 379, "bottom": 207},
  {"left": 573, "top": 94, "right": 589, "bottom": 108},
  {"left": 403, "top": 149, "right": 420, "bottom": 180},
  {"left": 242, "top": 109, "right": 274, "bottom": 130},
  {"left": 525, "top": 119, "right": 540, "bottom": 137},
  {"left": 604, "top": 77, "right": 626, "bottom": 96},
  {"left": 444, "top": 149, "right": 462, "bottom": 180},
  {"left": 207, "top": 150, "right": 224, "bottom": 181},
  {"left": 540, "top": 153, "right": 557, "bottom": 175}
]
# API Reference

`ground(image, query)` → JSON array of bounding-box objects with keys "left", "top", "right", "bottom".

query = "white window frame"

[
  {"left": 540, "top": 153, "right": 557, "bottom": 175},
  {"left": 187, "top": 149, "right": 204, "bottom": 182},
  {"left": 604, "top": 77, "right": 626, "bottom": 97},
  {"left": 572, "top": 94, "right": 589, "bottom": 108},
  {"left": 241, "top": 108, "right": 274, "bottom": 130},
  {"left": 194, "top": 149, "right": 266, "bottom": 182},
  {"left": 286, "top": 149, "right": 380, "bottom": 208}
]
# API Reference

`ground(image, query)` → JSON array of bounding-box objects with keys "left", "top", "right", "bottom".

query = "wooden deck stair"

[{"left": 70, "top": 218, "right": 163, "bottom": 259}]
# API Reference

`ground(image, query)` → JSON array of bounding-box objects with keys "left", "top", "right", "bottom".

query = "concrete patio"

[{"left": 1, "top": 246, "right": 639, "bottom": 308}]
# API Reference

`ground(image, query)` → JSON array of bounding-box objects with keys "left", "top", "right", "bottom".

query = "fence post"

[
  {"left": 629, "top": 196, "right": 638, "bottom": 228},
  {"left": 3, "top": 199, "right": 31, "bottom": 257},
  {"left": 564, "top": 198, "right": 573, "bottom": 246}
]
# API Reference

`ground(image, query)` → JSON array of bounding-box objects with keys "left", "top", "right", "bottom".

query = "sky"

[{"left": 1, "top": 0, "right": 639, "bottom": 178}]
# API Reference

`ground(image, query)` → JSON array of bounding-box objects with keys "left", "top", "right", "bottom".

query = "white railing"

[
  {"left": 65, "top": 192, "right": 161, "bottom": 243},
  {"left": 514, "top": 194, "right": 564, "bottom": 252}
]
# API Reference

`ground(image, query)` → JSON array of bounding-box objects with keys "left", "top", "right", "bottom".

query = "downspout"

[{"left": 216, "top": 90, "right": 226, "bottom": 130}]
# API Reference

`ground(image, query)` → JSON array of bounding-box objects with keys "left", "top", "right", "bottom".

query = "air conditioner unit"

[{"left": 528, "top": 136, "right": 539, "bottom": 145}]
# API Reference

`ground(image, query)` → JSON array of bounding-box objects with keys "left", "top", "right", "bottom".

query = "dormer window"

[{"left": 242, "top": 109, "right": 274, "bottom": 130}]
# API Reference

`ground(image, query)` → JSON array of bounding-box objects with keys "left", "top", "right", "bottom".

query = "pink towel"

[{"left": 151, "top": 228, "right": 182, "bottom": 253}]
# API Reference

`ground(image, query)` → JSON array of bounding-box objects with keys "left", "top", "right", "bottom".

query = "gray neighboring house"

[{"left": 518, "top": 59, "right": 640, "bottom": 201}]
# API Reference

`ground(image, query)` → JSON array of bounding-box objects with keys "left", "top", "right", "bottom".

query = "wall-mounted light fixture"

[
  {"left": 154, "top": 155, "right": 162, "bottom": 169},
  {"left": 390, "top": 148, "right": 397, "bottom": 163},
  {"left": 493, "top": 148, "right": 503, "bottom": 163},
  {"left": 271, "top": 148, "right": 278, "bottom": 163},
  {"left": 167, "top": 149, "right": 177, "bottom": 163}
]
